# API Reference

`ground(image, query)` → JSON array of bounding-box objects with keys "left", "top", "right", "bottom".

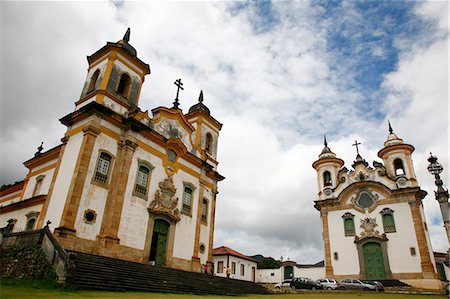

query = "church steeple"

[
  {"left": 313, "top": 136, "right": 344, "bottom": 196},
  {"left": 77, "top": 28, "right": 150, "bottom": 114}
]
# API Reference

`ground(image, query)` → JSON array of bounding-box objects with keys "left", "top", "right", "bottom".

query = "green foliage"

[{"left": 256, "top": 256, "right": 281, "bottom": 269}]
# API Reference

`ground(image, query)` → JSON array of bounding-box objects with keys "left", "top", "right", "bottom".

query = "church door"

[
  {"left": 149, "top": 219, "right": 170, "bottom": 266},
  {"left": 363, "top": 242, "right": 386, "bottom": 280},
  {"left": 284, "top": 266, "right": 293, "bottom": 279}
]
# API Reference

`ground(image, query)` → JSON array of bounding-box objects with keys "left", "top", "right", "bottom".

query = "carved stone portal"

[{"left": 148, "top": 176, "right": 181, "bottom": 222}]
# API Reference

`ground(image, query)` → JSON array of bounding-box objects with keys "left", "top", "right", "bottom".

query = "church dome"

[
  {"left": 318, "top": 136, "right": 337, "bottom": 159},
  {"left": 188, "top": 90, "right": 210, "bottom": 115}
]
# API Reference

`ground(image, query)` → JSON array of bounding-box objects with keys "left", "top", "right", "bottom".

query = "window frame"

[
  {"left": 323, "top": 171, "right": 332, "bottom": 187},
  {"left": 240, "top": 264, "right": 245, "bottom": 276},
  {"left": 181, "top": 183, "right": 196, "bottom": 216},
  {"left": 217, "top": 261, "right": 224, "bottom": 273},
  {"left": 133, "top": 161, "right": 154, "bottom": 199},
  {"left": 87, "top": 69, "right": 100, "bottom": 93},
  {"left": 92, "top": 151, "right": 114, "bottom": 187},
  {"left": 116, "top": 72, "right": 132, "bottom": 98},
  {"left": 32, "top": 175, "right": 45, "bottom": 197},
  {"left": 231, "top": 261, "right": 236, "bottom": 274},
  {"left": 25, "top": 211, "right": 40, "bottom": 231},
  {"left": 342, "top": 212, "right": 356, "bottom": 236},
  {"left": 205, "top": 133, "right": 213, "bottom": 155},
  {"left": 201, "top": 198, "right": 208, "bottom": 224},
  {"left": 393, "top": 158, "right": 406, "bottom": 176},
  {"left": 380, "top": 208, "right": 396, "bottom": 233}
]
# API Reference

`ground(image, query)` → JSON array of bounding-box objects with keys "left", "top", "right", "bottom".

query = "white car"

[
  {"left": 274, "top": 279, "right": 292, "bottom": 290},
  {"left": 316, "top": 278, "right": 340, "bottom": 290}
]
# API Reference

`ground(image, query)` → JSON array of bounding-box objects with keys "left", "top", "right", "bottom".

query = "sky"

[{"left": 0, "top": 1, "right": 448, "bottom": 263}]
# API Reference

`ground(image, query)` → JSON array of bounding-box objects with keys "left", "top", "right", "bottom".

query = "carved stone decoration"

[
  {"left": 324, "top": 188, "right": 332, "bottom": 196},
  {"left": 148, "top": 176, "right": 181, "bottom": 222},
  {"left": 396, "top": 177, "right": 407, "bottom": 188},
  {"left": 360, "top": 218, "right": 380, "bottom": 237}
]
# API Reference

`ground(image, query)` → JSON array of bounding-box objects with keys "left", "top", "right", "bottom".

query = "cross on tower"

[
  {"left": 172, "top": 79, "right": 184, "bottom": 109},
  {"left": 352, "top": 140, "right": 361, "bottom": 156}
]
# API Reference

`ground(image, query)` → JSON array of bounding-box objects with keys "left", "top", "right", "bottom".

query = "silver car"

[
  {"left": 339, "top": 278, "right": 376, "bottom": 291},
  {"left": 274, "top": 279, "right": 292, "bottom": 290},
  {"left": 316, "top": 278, "right": 340, "bottom": 290}
]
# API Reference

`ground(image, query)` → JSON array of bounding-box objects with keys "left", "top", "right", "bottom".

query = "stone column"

[
  {"left": 321, "top": 209, "right": 334, "bottom": 276},
  {"left": 207, "top": 186, "right": 218, "bottom": 274},
  {"left": 36, "top": 135, "right": 70, "bottom": 228},
  {"left": 409, "top": 200, "right": 438, "bottom": 279},
  {"left": 56, "top": 123, "right": 101, "bottom": 235},
  {"left": 97, "top": 138, "right": 137, "bottom": 245}
]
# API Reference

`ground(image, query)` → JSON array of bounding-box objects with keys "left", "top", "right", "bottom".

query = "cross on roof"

[
  {"left": 352, "top": 140, "right": 361, "bottom": 156},
  {"left": 172, "top": 78, "right": 184, "bottom": 109}
]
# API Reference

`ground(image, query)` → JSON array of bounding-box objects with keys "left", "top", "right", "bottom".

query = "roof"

[{"left": 212, "top": 246, "right": 259, "bottom": 263}]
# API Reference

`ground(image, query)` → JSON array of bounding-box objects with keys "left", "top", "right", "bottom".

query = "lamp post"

[{"left": 427, "top": 153, "right": 450, "bottom": 267}]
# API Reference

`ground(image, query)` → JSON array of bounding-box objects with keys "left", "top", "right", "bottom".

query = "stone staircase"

[
  {"left": 378, "top": 279, "right": 411, "bottom": 287},
  {"left": 66, "top": 251, "right": 269, "bottom": 295}
]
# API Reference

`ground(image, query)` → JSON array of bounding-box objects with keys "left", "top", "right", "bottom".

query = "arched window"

[
  {"left": 342, "top": 212, "right": 355, "bottom": 236},
  {"left": 182, "top": 186, "right": 193, "bottom": 214},
  {"left": 87, "top": 69, "right": 100, "bottom": 93},
  {"left": 201, "top": 198, "right": 208, "bottom": 223},
  {"left": 25, "top": 211, "right": 39, "bottom": 231},
  {"left": 381, "top": 208, "right": 396, "bottom": 233},
  {"left": 32, "top": 175, "right": 45, "bottom": 197},
  {"left": 205, "top": 133, "right": 213, "bottom": 154},
  {"left": 94, "top": 152, "right": 112, "bottom": 184},
  {"left": 134, "top": 164, "right": 151, "bottom": 197},
  {"left": 394, "top": 158, "right": 405, "bottom": 176},
  {"left": 323, "top": 171, "right": 332, "bottom": 187},
  {"left": 117, "top": 73, "right": 131, "bottom": 98}
]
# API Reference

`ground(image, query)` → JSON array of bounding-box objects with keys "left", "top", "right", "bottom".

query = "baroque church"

[
  {"left": 312, "top": 125, "right": 442, "bottom": 289},
  {"left": 0, "top": 29, "right": 223, "bottom": 273}
]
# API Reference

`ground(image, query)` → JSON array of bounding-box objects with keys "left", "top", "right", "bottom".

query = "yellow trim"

[
  {"left": 152, "top": 107, "right": 196, "bottom": 135},
  {"left": 0, "top": 193, "right": 21, "bottom": 204},
  {"left": 197, "top": 115, "right": 220, "bottom": 133},
  {"left": 29, "top": 163, "right": 57, "bottom": 177},
  {"left": 97, "top": 54, "right": 116, "bottom": 104}
]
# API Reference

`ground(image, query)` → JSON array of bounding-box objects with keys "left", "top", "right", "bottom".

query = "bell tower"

[
  {"left": 377, "top": 122, "right": 418, "bottom": 186},
  {"left": 76, "top": 28, "right": 151, "bottom": 114},
  {"left": 312, "top": 136, "right": 344, "bottom": 200}
]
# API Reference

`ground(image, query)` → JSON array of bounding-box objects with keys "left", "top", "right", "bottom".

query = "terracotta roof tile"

[{"left": 212, "top": 246, "right": 258, "bottom": 263}]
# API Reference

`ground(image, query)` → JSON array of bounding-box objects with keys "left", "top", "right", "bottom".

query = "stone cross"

[
  {"left": 352, "top": 140, "right": 361, "bottom": 156},
  {"left": 172, "top": 79, "right": 184, "bottom": 109}
]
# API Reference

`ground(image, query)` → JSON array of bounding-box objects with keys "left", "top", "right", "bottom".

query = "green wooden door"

[
  {"left": 284, "top": 266, "right": 293, "bottom": 279},
  {"left": 363, "top": 242, "right": 386, "bottom": 280},
  {"left": 153, "top": 219, "right": 170, "bottom": 266}
]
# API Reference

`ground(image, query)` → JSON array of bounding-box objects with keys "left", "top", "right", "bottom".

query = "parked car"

[
  {"left": 362, "top": 280, "right": 385, "bottom": 291},
  {"left": 316, "top": 278, "right": 340, "bottom": 290},
  {"left": 290, "top": 277, "right": 323, "bottom": 290},
  {"left": 274, "top": 279, "right": 292, "bottom": 290},
  {"left": 339, "top": 278, "right": 377, "bottom": 291}
]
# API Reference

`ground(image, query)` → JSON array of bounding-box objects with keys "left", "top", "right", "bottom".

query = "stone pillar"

[
  {"left": 56, "top": 123, "right": 101, "bottom": 235},
  {"left": 409, "top": 200, "right": 438, "bottom": 279},
  {"left": 36, "top": 135, "right": 70, "bottom": 228},
  {"left": 321, "top": 209, "right": 334, "bottom": 276},
  {"left": 97, "top": 138, "right": 137, "bottom": 245},
  {"left": 191, "top": 173, "right": 207, "bottom": 272},
  {"left": 206, "top": 186, "right": 218, "bottom": 274}
]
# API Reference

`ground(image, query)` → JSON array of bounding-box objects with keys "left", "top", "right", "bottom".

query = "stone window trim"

[
  {"left": 32, "top": 174, "right": 45, "bottom": 197},
  {"left": 132, "top": 160, "right": 154, "bottom": 200},
  {"left": 393, "top": 158, "right": 406, "bottom": 176},
  {"left": 201, "top": 198, "right": 208, "bottom": 225},
  {"left": 25, "top": 211, "right": 40, "bottom": 231},
  {"left": 342, "top": 212, "right": 356, "bottom": 237},
  {"left": 83, "top": 209, "right": 97, "bottom": 224},
  {"left": 91, "top": 150, "right": 115, "bottom": 188},
  {"left": 181, "top": 182, "right": 196, "bottom": 217},
  {"left": 87, "top": 69, "right": 100, "bottom": 93},
  {"left": 323, "top": 170, "right": 332, "bottom": 187},
  {"left": 116, "top": 72, "right": 132, "bottom": 99},
  {"left": 380, "top": 208, "right": 396, "bottom": 233}
]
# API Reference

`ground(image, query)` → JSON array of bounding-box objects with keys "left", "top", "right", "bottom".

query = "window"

[
  {"left": 32, "top": 175, "right": 45, "bottom": 197},
  {"left": 87, "top": 69, "right": 100, "bottom": 93},
  {"left": 199, "top": 244, "right": 205, "bottom": 254},
  {"left": 25, "top": 211, "right": 39, "bottom": 231},
  {"left": 334, "top": 252, "right": 339, "bottom": 260},
  {"left": 410, "top": 247, "right": 416, "bottom": 256},
  {"left": 342, "top": 213, "right": 355, "bottom": 236},
  {"left": 381, "top": 208, "right": 396, "bottom": 233},
  {"left": 83, "top": 209, "right": 97, "bottom": 224},
  {"left": 168, "top": 149, "right": 177, "bottom": 163},
  {"left": 182, "top": 186, "right": 193, "bottom": 214},
  {"left": 205, "top": 133, "right": 213, "bottom": 154},
  {"left": 357, "top": 193, "right": 374, "bottom": 209},
  {"left": 217, "top": 261, "right": 224, "bottom": 273},
  {"left": 394, "top": 158, "right": 405, "bottom": 176},
  {"left": 117, "top": 73, "right": 131, "bottom": 98},
  {"left": 134, "top": 164, "right": 151, "bottom": 197},
  {"left": 231, "top": 262, "right": 236, "bottom": 274},
  {"left": 240, "top": 264, "right": 245, "bottom": 276},
  {"left": 201, "top": 198, "right": 208, "bottom": 223},
  {"left": 94, "top": 152, "right": 112, "bottom": 184},
  {"left": 323, "top": 171, "right": 332, "bottom": 187}
]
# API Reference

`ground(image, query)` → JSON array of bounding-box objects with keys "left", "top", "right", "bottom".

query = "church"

[
  {"left": 0, "top": 29, "right": 224, "bottom": 273},
  {"left": 312, "top": 126, "right": 442, "bottom": 289}
]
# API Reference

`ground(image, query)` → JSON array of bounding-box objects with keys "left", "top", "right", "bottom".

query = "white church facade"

[
  {"left": 0, "top": 29, "right": 224, "bottom": 273},
  {"left": 312, "top": 126, "right": 442, "bottom": 289}
]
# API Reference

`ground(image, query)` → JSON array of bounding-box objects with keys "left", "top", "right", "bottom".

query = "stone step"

[{"left": 66, "top": 251, "right": 268, "bottom": 295}]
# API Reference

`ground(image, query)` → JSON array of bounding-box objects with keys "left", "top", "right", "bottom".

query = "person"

[
  {"left": 203, "top": 264, "right": 208, "bottom": 274},
  {"left": 226, "top": 266, "right": 231, "bottom": 278}
]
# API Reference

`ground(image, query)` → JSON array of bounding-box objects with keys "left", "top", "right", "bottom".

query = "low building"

[
  {"left": 212, "top": 246, "right": 258, "bottom": 282},
  {"left": 256, "top": 260, "right": 325, "bottom": 284}
]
